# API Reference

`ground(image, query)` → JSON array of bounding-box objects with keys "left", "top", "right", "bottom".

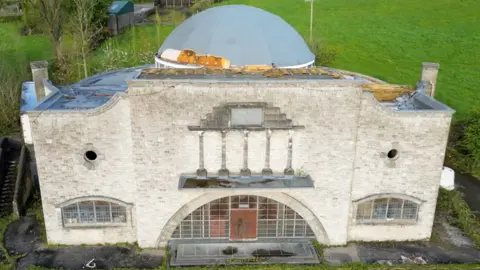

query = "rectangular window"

[{"left": 230, "top": 108, "right": 263, "bottom": 126}]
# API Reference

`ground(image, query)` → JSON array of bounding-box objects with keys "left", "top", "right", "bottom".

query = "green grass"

[
  {"left": 214, "top": 0, "right": 480, "bottom": 119},
  {"left": 87, "top": 24, "right": 175, "bottom": 74},
  {"left": 0, "top": 22, "right": 52, "bottom": 65},
  {"left": 0, "top": 22, "right": 52, "bottom": 136}
]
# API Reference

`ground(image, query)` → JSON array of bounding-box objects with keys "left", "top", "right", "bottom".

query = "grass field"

[
  {"left": 88, "top": 24, "right": 175, "bottom": 74},
  {"left": 215, "top": 0, "right": 480, "bottom": 119},
  {"left": 0, "top": 22, "right": 52, "bottom": 68},
  {"left": 0, "top": 0, "right": 479, "bottom": 119}
]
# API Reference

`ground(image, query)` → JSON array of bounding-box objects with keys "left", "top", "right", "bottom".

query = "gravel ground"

[
  {"left": 16, "top": 245, "right": 163, "bottom": 270},
  {"left": 4, "top": 217, "right": 163, "bottom": 270},
  {"left": 357, "top": 242, "right": 480, "bottom": 265}
]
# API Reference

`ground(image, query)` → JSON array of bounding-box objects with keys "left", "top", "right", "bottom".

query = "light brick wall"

[
  {"left": 347, "top": 93, "right": 452, "bottom": 241},
  {"left": 129, "top": 81, "right": 361, "bottom": 247},
  {"left": 27, "top": 79, "right": 452, "bottom": 248},
  {"left": 28, "top": 97, "right": 137, "bottom": 244}
]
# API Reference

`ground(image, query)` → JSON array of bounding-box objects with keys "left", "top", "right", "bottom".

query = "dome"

[{"left": 157, "top": 5, "right": 315, "bottom": 68}]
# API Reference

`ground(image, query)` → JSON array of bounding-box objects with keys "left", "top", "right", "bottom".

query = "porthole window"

[
  {"left": 387, "top": 149, "right": 398, "bottom": 159},
  {"left": 84, "top": 150, "right": 97, "bottom": 162}
]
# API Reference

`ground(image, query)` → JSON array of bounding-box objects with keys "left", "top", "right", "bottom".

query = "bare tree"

[
  {"left": 70, "top": 0, "right": 102, "bottom": 78},
  {"left": 33, "top": 0, "right": 66, "bottom": 59}
]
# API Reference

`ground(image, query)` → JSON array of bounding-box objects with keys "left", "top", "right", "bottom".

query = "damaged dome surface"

[{"left": 158, "top": 5, "right": 315, "bottom": 68}]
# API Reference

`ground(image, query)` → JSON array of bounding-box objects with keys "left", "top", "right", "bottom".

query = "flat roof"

[
  {"left": 23, "top": 66, "right": 453, "bottom": 113},
  {"left": 138, "top": 67, "right": 344, "bottom": 80}
]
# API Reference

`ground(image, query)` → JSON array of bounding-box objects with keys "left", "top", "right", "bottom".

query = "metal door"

[{"left": 229, "top": 209, "right": 257, "bottom": 240}]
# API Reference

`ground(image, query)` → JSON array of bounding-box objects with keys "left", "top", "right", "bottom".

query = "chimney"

[
  {"left": 420, "top": 62, "right": 440, "bottom": 97},
  {"left": 30, "top": 60, "right": 49, "bottom": 102}
]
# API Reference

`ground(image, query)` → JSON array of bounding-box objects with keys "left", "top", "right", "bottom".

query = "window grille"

[
  {"left": 356, "top": 197, "right": 419, "bottom": 223},
  {"left": 62, "top": 200, "right": 127, "bottom": 226},
  {"left": 171, "top": 196, "right": 315, "bottom": 239}
]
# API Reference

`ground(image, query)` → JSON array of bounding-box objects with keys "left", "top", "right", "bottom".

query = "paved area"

[
  {"left": 171, "top": 242, "right": 319, "bottom": 266},
  {"left": 454, "top": 171, "right": 480, "bottom": 217}
]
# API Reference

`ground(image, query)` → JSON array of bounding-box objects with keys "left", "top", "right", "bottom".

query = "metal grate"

[
  {"left": 171, "top": 196, "right": 315, "bottom": 239},
  {"left": 356, "top": 197, "right": 419, "bottom": 222}
]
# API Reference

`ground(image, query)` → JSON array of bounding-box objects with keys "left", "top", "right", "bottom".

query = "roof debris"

[
  {"left": 161, "top": 48, "right": 231, "bottom": 68},
  {"left": 362, "top": 84, "right": 415, "bottom": 101},
  {"left": 140, "top": 67, "right": 344, "bottom": 79}
]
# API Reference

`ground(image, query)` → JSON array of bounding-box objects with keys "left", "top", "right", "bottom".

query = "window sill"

[
  {"left": 63, "top": 223, "right": 128, "bottom": 229},
  {"left": 355, "top": 220, "right": 418, "bottom": 226}
]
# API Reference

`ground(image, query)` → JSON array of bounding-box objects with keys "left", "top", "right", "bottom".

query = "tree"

[
  {"left": 25, "top": 0, "right": 67, "bottom": 59},
  {"left": 70, "top": 0, "right": 103, "bottom": 78},
  {"left": 0, "top": 0, "right": 7, "bottom": 10}
]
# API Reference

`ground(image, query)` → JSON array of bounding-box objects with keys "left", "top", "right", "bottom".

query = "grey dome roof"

[{"left": 158, "top": 5, "right": 315, "bottom": 67}]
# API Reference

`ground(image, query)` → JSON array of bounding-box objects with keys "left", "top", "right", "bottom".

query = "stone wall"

[
  {"left": 347, "top": 93, "right": 452, "bottom": 241},
  {"left": 128, "top": 81, "right": 363, "bottom": 247},
  {"left": 27, "top": 79, "right": 453, "bottom": 247},
  {"left": 27, "top": 97, "right": 137, "bottom": 244}
]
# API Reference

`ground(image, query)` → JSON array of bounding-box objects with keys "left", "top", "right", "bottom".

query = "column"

[
  {"left": 262, "top": 129, "right": 273, "bottom": 176},
  {"left": 284, "top": 130, "right": 294, "bottom": 175},
  {"left": 240, "top": 130, "right": 251, "bottom": 177},
  {"left": 196, "top": 131, "right": 207, "bottom": 177},
  {"left": 218, "top": 130, "right": 229, "bottom": 177}
]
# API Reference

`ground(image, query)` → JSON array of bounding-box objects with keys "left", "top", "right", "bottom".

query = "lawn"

[
  {"left": 215, "top": 0, "right": 480, "bottom": 119},
  {"left": 0, "top": 22, "right": 52, "bottom": 68},
  {"left": 1, "top": 0, "right": 479, "bottom": 119},
  {"left": 87, "top": 24, "right": 175, "bottom": 74}
]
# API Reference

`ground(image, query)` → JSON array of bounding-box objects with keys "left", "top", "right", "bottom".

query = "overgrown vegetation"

[
  {"left": 437, "top": 188, "right": 480, "bottom": 248},
  {"left": 444, "top": 109, "right": 480, "bottom": 176}
]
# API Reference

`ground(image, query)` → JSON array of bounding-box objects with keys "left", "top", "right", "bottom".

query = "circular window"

[
  {"left": 84, "top": 150, "right": 98, "bottom": 162},
  {"left": 387, "top": 149, "right": 398, "bottom": 159}
]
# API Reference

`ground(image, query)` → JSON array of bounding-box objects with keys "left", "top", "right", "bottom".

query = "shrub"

[
  {"left": 306, "top": 39, "right": 338, "bottom": 67},
  {"left": 438, "top": 188, "right": 480, "bottom": 248},
  {"left": 446, "top": 108, "right": 480, "bottom": 176},
  {"left": 0, "top": 59, "right": 27, "bottom": 136},
  {"left": 0, "top": 14, "right": 21, "bottom": 23}
]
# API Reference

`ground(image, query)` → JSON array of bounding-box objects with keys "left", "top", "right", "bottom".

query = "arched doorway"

[{"left": 169, "top": 195, "right": 316, "bottom": 241}]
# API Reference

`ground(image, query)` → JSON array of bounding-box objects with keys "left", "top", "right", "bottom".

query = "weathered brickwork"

[
  {"left": 27, "top": 80, "right": 453, "bottom": 248},
  {"left": 348, "top": 93, "right": 452, "bottom": 241},
  {"left": 28, "top": 98, "right": 137, "bottom": 244}
]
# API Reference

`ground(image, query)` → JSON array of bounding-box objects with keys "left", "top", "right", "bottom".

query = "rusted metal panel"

[{"left": 230, "top": 209, "right": 257, "bottom": 240}]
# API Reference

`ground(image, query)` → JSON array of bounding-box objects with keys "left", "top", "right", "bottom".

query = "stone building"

[{"left": 20, "top": 4, "right": 454, "bottom": 262}]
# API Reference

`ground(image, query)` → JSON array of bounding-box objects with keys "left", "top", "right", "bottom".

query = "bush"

[
  {"left": 0, "top": 14, "right": 21, "bottom": 23},
  {"left": 446, "top": 108, "right": 480, "bottom": 176},
  {"left": 0, "top": 59, "right": 26, "bottom": 136},
  {"left": 306, "top": 39, "right": 338, "bottom": 67},
  {"left": 438, "top": 188, "right": 480, "bottom": 248}
]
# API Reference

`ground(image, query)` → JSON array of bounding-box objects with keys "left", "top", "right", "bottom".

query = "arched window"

[
  {"left": 355, "top": 197, "right": 419, "bottom": 223},
  {"left": 61, "top": 200, "right": 127, "bottom": 226},
  {"left": 170, "top": 195, "right": 315, "bottom": 239}
]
